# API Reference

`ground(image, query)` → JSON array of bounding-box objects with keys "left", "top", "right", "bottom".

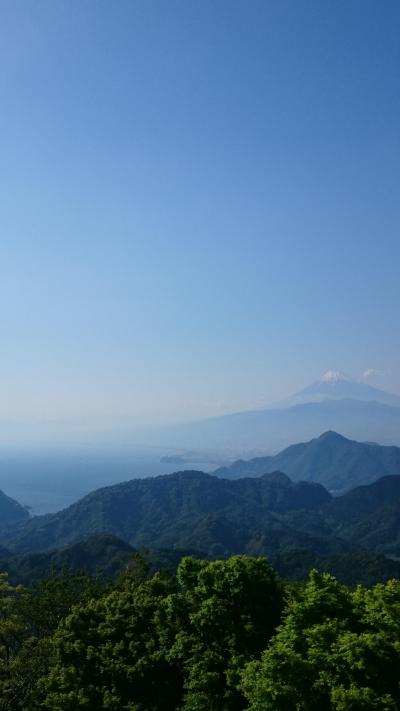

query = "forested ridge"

[
  {"left": 3, "top": 469, "right": 400, "bottom": 560},
  {"left": 0, "top": 533, "right": 400, "bottom": 590},
  {"left": 0, "top": 553, "right": 400, "bottom": 710}
]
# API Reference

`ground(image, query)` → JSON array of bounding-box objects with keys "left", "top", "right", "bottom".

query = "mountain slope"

[
  {"left": 1, "top": 531, "right": 397, "bottom": 589},
  {"left": 0, "top": 470, "right": 334, "bottom": 556},
  {"left": 325, "top": 474, "right": 400, "bottom": 524},
  {"left": 0, "top": 534, "right": 134, "bottom": 584},
  {"left": 2, "top": 469, "right": 400, "bottom": 566},
  {"left": 214, "top": 431, "right": 400, "bottom": 492},
  {"left": 0, "top": 489, "right": 29, "bottom": 525},
  {"left": 322, "top": 475, "right": 400, "bottom": 557},
  {"left": 0, "top": 534, "right": 204, "bottom": 585},
  {"left": 272, "top": 549, "right": 400, "bottom": 587}
]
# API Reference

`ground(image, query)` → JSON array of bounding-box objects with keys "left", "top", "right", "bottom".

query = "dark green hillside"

[
  {"left": 0, "top": 534, "right": 134, "bottom": 584},
  {"left": 272, "top": 549, "right": 400, "bottom": 587},
  {"left": 0, "top": 470, "right": 332, "bottom": 555},
  {"left": 325, "top": 474, "right": 400, "bottom": 524},
  {"left": 290, "top": 475, "right": 400, "bottom": 559},
  {"left": 2, "top": 532, "right": 397, "bottom": 589},
  {"left": 0, "top": 534, "right": 205, "bottom": 585},
  {"left": 322, "top": 475, "right": 400, "bottom": 557},
  {"left": 0, "top": 489, "right": 29, "bottom": 525},
  {"left": 2, "top": 469, "right": 400, "bottom": 568},
  {"left": 215, "top": 430, "right": 400, "bottom": 492}
]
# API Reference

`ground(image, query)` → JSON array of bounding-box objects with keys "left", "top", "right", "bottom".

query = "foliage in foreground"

[
  {"left": 42, "top": 556, "right": 283, "bottom": 710},
  {"left": 242, "top": 571, "right": 400, "bottom": 710},
  {"left": 0, "top": 556, "right": 399, "bottom": 710}
]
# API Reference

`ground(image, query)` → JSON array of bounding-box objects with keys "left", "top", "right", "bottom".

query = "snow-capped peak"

[{"left": 320, "top": 371, "right": 347, "bottom": 383}]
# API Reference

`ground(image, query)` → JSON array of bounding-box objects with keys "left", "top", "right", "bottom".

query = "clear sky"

[{"left": 1, "top": 0, "right": 399, "bottom": 425}]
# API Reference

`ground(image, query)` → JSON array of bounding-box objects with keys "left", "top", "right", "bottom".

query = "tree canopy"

[
  {"left": 0, "top": 555, "right": 398, "bottom": 710},
  {"left": 242, "top": 570, "right": 400, "bottom": 710}
]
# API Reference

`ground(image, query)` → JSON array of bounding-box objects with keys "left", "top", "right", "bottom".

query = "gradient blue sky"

[{"left": 1, "top": 0, "right": 399, "bottom": 424}]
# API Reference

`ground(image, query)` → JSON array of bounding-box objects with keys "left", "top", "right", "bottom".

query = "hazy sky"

[{"left": 1, "top": 0, "right": 399, "bottom": 424}]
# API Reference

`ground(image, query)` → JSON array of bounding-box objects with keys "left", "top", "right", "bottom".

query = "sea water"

[{"left": 0, "top": 445, "right": 215, "bottom": 515}]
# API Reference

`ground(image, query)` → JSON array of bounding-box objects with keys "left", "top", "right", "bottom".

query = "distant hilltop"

[{"left": 214, "top": 430, "right": 400, "bottom": 493}]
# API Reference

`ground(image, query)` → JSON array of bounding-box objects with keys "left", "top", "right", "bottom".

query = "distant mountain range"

[
  {"left": 1, "top": 372, "right": 399, "bottom": 588},
  {"left": 136, "top": 373, "right": 400, "bottom": 452},
  {"left": 0, "top": 470, "right": 332, "bottom": 555},
  {"left": 1, "top": 372, "right": 399, "bottom": 455},
  {"left": 214, "top": 430, "right": 400, "bottom": 493},
  {"left": 2, "top": 465, "right": 400, "bottom": 567}
]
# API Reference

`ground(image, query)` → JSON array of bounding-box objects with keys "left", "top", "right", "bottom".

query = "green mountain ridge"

[
  {"left": 0, "top": 470, "right": 333, "bottom": 556},
  {"left": 0, "top": 533, "right": 206, "bottom": 585},
  {"left": 0, "top": 532, "right": 399, "bottom": 589},
  {"left": 2, "top": 466, "right": 400, "bottom": 563}
]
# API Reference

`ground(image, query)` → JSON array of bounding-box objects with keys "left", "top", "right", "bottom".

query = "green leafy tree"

[
  {"left": 165, "top": 555, "right": 284, "bottom": 710},
  {"left": 0, "top": 573, "right": 27, "bottom": 663},
  {"left": 0, "top": 573, "right": 32, "bottom": 709},
  {"left": 0, "top": 636, "right": 55, "bottom": 711},
  {"left": 41, "top": 571, "right": 180, "bottom": 711},
  {"left": 21, "top": 568, "right": 107, "bottom": 638},
  {"left": 0, "top": 569, "right": 106, "bottom": 711},
  {"left": 41, "top": 556, "right": 283, "bottom": 711},
  {"left": 242, "top": 571, "right": 400, "bottom": 710}
]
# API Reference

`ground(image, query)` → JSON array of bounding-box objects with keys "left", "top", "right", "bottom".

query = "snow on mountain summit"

[
  {"left": 287, "top": 373, "right": 400, "bottom": 408},
  {"left": 321, "top": 371, "right": 348, "bottom": 383}
]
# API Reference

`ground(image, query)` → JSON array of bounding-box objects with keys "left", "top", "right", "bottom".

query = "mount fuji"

[
  {"left": 130, "top": 372, "right": 400, "bottom": 453},
  {"left": 284, "top": 371, "right": 400, "bottom": 408}
]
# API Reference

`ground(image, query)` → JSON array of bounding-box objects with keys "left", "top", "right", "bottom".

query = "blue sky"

[{"left": 1, "top": 0, "right": 399, "bottom": 424}]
